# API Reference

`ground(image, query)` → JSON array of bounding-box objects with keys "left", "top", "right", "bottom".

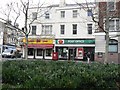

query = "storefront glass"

[
  {"left": 37, "top": 49, "right": 43, "bottom": 56},
  {"left": 57, "top": 47, "right": 68, "bottom": 59},
  {"left": 46, "top": 49, "right": 52, "bottom": 56},
  {"left": 28, "top": 48, "right": 33, "bottom": 55}
]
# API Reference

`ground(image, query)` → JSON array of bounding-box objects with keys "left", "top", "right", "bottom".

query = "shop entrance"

[
  {"left": 68, "top": 48, "right": 75, "bottom": 60},
  {"left": 84, "top": 47, "right": 95, "bottom": 61}
]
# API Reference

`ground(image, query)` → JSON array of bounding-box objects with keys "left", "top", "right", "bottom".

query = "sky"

[{"left": 0, "top": 0, "right": 94, "bottom": 28}]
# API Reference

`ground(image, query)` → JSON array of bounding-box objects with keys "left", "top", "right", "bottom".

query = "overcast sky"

[
  {"left": 0, "top": 0, "right": 91, "bottom": 7},
  {"left": 0, "top": 0, "right": 94, "bottom": 28}
]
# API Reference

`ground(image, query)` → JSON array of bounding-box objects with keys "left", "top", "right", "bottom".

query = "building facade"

[
  {"left": 0, "top": 21, "right": 4, "bottom": 55},
  {"left": 3, "top": 21, "right": 19, "bottom": 46},
  {"left": 23, "top": 0, "right": 96, "bottom": 60},
  {"left": 94, "top": 1, "right": 120, "bottom": 63}
]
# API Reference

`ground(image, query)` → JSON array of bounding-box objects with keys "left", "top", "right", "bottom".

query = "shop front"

[
  {"left": 55, "top": 39, "right": 95, "bottom": 61},
  {"left": 22, "top": 38, "right": 54, "bottom": 59}
]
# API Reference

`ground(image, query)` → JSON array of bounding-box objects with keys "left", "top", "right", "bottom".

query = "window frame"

[
  {"left": 108, "top": 39, "right": 118, "bottom": 53},
  {"left": 108, "top": 1, "right": 115, "bottom": 11},
  {"left": 45, "top": 12, "right": 50, "bottom": 19},
  {"left": 60, "top": 25, "right": 65, "bottom": 35},
  {"left": 42, "top": 25, "right": 52, "bottom": 35},
  {"left": 32, "top": 26, "right": 37, "bottom": 35},
  {"left": 87, "top": 24, "right": 92, "bottom": 34},
  {"left": 61, "top": 11, "right": 65, "bottom": 18},
  {"left": 32, "top": 12, "right": 37, "bottom": 20},
  {"left": 28, "top": 48, "right": 34, "bottom": 56},
  {"left": 37, "top": 49, "right": 43, "bottom": 56},
  {"left": 109, "top": 18, "right": 119, "bottom": 31},
  {"left": 73, "top": 24, "right": 77, "bottom": 35},
  {"left": 73, "top": 10, "right": 77, "bottom": 18},
  {"left": 46, "top": 49, "right": 52, "bottom": 57}
]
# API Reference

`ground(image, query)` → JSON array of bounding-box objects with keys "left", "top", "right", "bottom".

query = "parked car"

[{"left": 2, "top": 49, "right": 15, "bottom": 58}]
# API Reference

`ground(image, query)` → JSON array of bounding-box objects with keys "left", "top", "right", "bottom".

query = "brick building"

[{"left": 94, "top": 1, "right": 120, "bottom": 63}]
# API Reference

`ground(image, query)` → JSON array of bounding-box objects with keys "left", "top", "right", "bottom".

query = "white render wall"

[
  {"left": 95, "top": 35, "right": 106, "bottom": 53},
  {"left": 28, "top": 3, "right": 96, "bottom": 39}
]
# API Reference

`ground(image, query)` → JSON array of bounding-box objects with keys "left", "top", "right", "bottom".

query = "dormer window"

[{"left": 45, "top": 12, "right": 50, "bottom": 19}]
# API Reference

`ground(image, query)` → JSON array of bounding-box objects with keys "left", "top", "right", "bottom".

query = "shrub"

[{"left": 2, "top": 60, "right": 120, "bottom": 89}]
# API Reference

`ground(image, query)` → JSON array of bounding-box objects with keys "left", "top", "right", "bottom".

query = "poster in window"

[{"left": 77, "top": 48, "right": 84, "bottom": 59}]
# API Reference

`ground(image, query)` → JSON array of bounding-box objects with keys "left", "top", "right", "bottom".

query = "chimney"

[{"left": 59, "top": 0, "right": 66, "bottom": 7}]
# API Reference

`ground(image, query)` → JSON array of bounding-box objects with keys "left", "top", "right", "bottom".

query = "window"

[
  {"left": 60, "top": 25, "right": 65, "bottom": 34},
  {"left": 87, "top": 24, "right": 92, "bottom": 34},
  {"left": 73, "top": 24, "right": 77, "bottom": 34},
  {"left": 42, "top": 25, "right": 52, "bottom": 35},
  {"left": 28, "top": 48, "right": 33, "bottom": 55},
  {"left": 109, "top": 19, "right": 119, "bottom": 31},
  {"left": 46, "top": 49, "right": 52, "bottom": 56},
  {"left": 32, "top": 12, "right": 37, "bottom": 20},
  {"left": 109, "top": 20, "right": 114, "bottom": 31},
  {"left": 73, "top": 10, "right": 77, "bottom": 18},
  {"left": 109, "top": 39, "right": 118, "bottom": 53},
  {"left": 116, "top": 20, "right": 119, "bottom": 30},
  {"left": 32, "top": 26, "right": 36, "bottom": 35},
  {"left": 57, "top": 47, "right": 68, "bottom": 59},
  {"left": 37, "top": 49, "right": 42, "bottom": 56},
  {"left": 87, "top": 9, "right": 92, "bottom": 16},
  {"left": 61, "top": 11, "right": 65, "bottom": 18},
  {"left": 108, "top": 1, "right": 115, "bottom": 11},
  {"left": 45, "top": 12, "right": 50, "bottom": 19}
]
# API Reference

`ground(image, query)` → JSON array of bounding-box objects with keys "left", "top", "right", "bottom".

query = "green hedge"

[{"left": 2, "top": 60, "right": 120, "bottom": 89}]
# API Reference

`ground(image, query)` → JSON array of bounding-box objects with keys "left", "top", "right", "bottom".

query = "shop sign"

[
  {"left": 22, "top": 38, "right": 53, "bottom": 44},
  {"left": 56, "top": 39, "right": 95, "bottom": 44}
]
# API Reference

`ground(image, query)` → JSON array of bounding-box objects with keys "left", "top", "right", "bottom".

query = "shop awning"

[{"left": 27, "top": 44, "right": 54, "bottom": 49}]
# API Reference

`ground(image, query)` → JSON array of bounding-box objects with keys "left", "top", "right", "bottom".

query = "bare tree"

[{"left": 0, "top": 0, "right": 52, "bottom": 60}]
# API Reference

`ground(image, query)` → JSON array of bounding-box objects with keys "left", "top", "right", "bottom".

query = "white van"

[
  {"left": 2, "top": 45, "right": 16, "bottom": 58},
  {"left": 2, "top": 49, "right": 16, "bottom": 58}
]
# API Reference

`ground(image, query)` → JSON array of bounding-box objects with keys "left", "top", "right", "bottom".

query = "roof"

[{"left": 29, "top": 2, "right": 96, "bottom": 9}]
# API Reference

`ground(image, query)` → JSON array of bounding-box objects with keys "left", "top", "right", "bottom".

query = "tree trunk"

[{"left": 25, "top": 34, "right": 28, "bottom": 60}]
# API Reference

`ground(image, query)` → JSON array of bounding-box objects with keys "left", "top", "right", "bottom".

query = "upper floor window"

[
  {"left": 87, "top": 24, "right": 92, "bottom": 34},
  {"left": 73, "top": 24, "right": 77, "bottom": 35},
  {"left": 45, "top": 12, "right": 50, "bottom": 19},
  {"left": 73, "top": 10, "right": 77, "bottom": 18},
  {"left": 32, "top": 12, "right": 37, "bottom": 20},
  {"left": 108, "top": 1, "right": 115, "bottom": 11},
  {"left": 109, "top": 19, "right": 119, "bottom": 31},
  {"left": 32, "top": 26, "right": 36, "bottom": 35},
  {"left": 87, "top": 9, "right": 92, "bottom": 16},
  {"left": 42, "top": 25, "right": 52, "bottom": 35},
  {"left": 60, "top": 25, "right": 65, "bottom": 34},
  {"left": 61, "top": 11, "right": 65, "bottom": 18}
]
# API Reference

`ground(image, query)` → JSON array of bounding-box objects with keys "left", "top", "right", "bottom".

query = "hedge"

[{"left": 2, "top": 60, "right": 120, "bottom": 89}]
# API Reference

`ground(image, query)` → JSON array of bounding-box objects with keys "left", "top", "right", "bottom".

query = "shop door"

[
  {"left": 69, "top": 48, "right": 74, "bottom": 60},
  {"left": 33, "top": 49, "right": 36, "bottom": 59},
  {"left": 43, "top": 49, "right": 45, "bottom": 59}
]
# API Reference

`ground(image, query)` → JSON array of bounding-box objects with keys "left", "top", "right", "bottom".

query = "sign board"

[
  {"left": 56, "top": 39, "right": 95, "bottom": 44},
  {"left": 22, "top": 38, "right": 53, "bottom": 44}
]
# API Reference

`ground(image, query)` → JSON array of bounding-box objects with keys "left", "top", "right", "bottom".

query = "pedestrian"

[{"left": 86, "top": 52, "right": 91, "bottom": 63}]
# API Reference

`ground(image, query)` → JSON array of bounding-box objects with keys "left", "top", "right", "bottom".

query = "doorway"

[
  {"left": 68, "top": 48, "right": 74, "bottom": 60},
  {"left": 84, "top": 47, "right": 95, "bottom": 61}
]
